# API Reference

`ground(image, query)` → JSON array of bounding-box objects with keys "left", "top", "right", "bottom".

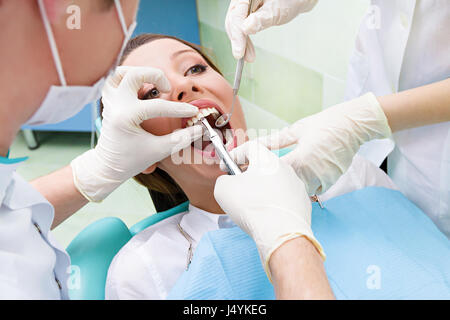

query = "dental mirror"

[{"left": 214, "top": 96, "right": 235, "bottom": 128}]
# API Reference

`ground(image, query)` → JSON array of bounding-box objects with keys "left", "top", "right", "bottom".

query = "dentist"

[
  {"left": 225, "top": 0, "right": 450, "bottom": 237},
  {"left": 0, "top": 0, "right": 201, "bottom": 299},
  {"left": 213, "top": 0, "right": 449, "bottom": 299}
]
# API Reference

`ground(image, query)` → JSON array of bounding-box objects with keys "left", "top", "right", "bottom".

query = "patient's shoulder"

[
  {"left": 105, "top": 211, "right": 187, "bottom": 300},
  {"left": 130, "top": 211, "right": 187, "bottom": 246},
  {"left": 105, "top": 243, "right": 154, "bottom": 299}
]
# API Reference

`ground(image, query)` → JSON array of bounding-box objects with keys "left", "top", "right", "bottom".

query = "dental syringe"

[{"left": 200, "top": 117, "right": 242, "bottom": 175}]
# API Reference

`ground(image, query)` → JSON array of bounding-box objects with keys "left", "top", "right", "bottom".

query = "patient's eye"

[
  {"left": 141, "top": 88, "right": 160, "bottom": 100},
  {"left": 185, "top": 64, "right": 207, "bottom": 76}
]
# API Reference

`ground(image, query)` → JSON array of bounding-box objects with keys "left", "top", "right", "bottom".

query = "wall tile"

[
  {"left": 199, "top": 22, "right": 236, "bottom": 83},
  {"left": 196, "top": 0, "right": 228, "bottom": 31},
  {"left": 241, "top": 47, "right": 323, "bottom": 122},
  {"left": 197, "top": 0, "right": 369, "bottom": 81},
  {"left": 250, "top": 0, "right": 369, "bottom": 80},
  {"left": 322, "top": 74, "right": 347, "bottom": 109},
  {"left": 199, "top": 23, "right": 323, "bottom": 123},
  {"left": 240, "top": 97, "right": 289, "bottom": 131}
]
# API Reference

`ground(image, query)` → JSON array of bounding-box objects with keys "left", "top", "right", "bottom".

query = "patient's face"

[{"left": 121, "top": 38, "right": 247, "bottom": 186}]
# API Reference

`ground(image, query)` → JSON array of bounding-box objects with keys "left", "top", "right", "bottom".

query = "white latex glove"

[
  {"left": 214, "top": 141, "right": 325, "bottom": 281},
  {"left": 259, "top": 92, "right": 392, "bottom": 196},
  {"left": 225, "top": 0, "right": 318, "bottom": 61},
  {"left": 71, "top": 66, "right": 203, "bottom": 202}
]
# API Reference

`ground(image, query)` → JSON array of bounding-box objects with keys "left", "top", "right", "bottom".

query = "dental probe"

[
  {"left": 214, "top": 58, "right": 244, "bottom": 129},
  {"left": 200, "top": 117, "right": 242, "bottom": 175},
  {"left": 215, "top": 0, "right": 259, "bottom": 128}
]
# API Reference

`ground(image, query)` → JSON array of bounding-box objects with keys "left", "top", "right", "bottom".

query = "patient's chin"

[{"left": 192, "top": 161, "right": 228, "bottom": 184}]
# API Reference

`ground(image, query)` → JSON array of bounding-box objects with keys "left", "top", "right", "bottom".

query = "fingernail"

[
  {"left": 233, "top": 48, "right": 244, "bottom": 60},
  {"left": 191, "top": 124, "right": 204, "bottom": 137},
  {"left": 183, "top": 102, "right": 194, "bottom": 108},
  {"left": 242, "top": 19, "right": 252, "bottom": 34},
  {"left": 243, "top": 17, "right": 257, "bottom": 35},
  {"left": 183, "top": 103, "right": 198, "bottom": 113}
]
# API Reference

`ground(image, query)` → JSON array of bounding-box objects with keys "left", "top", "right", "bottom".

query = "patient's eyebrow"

[{"left": 171, "top": 49, "right": 197, "bottom": 59}]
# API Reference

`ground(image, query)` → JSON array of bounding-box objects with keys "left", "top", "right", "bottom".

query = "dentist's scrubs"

[
  {"left": 346, "top": 0, "right": 450, "bottom": 236},
  {"left": 0, "top": 157, "right": 70, "bottom": 299}
]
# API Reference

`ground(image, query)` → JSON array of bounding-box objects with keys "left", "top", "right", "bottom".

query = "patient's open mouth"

[{"left": 184, "top": 99, "right": 236, "bottom": 157}]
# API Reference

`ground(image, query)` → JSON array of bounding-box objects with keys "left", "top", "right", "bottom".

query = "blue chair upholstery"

[
  {"left": 66, "top": 217, "right": 131, "bottom": 300},
  {"left": 66, "top": 202, "right": 189, "bottom": 300},
  {"left": 129, "top": 201, "right": 189, "bottom": 236}
]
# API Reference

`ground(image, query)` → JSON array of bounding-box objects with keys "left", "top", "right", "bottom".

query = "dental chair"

[{"left": 66, "top": 201, "right": 189, "bottom": 300}]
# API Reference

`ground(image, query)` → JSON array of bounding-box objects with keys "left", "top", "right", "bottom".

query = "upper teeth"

[{"left": 186, "top": 107, "right": 220, "bottom": 127}]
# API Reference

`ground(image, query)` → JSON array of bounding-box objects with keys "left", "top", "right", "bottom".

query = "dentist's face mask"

[{"left": 27, "top": 0, "right": 137, "bottom": 126}]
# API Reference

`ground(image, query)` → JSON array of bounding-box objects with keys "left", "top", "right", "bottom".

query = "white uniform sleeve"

[
  {"left": 320, "top": 154, "right": 397, "bottom": 202},
  {"left": 0, "top": 278, "right": 31, "bottom": 299}
]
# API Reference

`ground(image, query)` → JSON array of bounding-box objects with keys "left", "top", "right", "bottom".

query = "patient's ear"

[{"left": 142, "top": 163, "right": 158, "bottom": 175}]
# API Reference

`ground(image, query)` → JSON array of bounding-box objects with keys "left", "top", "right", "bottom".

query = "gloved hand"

[
  {"left": 71, "top": 66, "right": 203, "bottom": 202},
  {"left": 258, "top": 92, "right": 392, "bottom": 195},
  {"left": 226, "top": 0, "right": 318, "bottom": 61},
  {"left": 214, "top": 141, "right": 325, "bottom": 281}
]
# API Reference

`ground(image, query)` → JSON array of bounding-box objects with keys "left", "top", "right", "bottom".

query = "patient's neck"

[
  {"left": 177, "top": 177, "right": 225, "bottom": 215},
  {"left": 189, "top": 191, "right": 225, "bottom": 215}
]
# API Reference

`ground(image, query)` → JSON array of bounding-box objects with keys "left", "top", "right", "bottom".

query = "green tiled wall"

[
  {"left": 244, "top": 48, "right": 322, "bottom": 122},
  {"left": 199, "top": 23, "right": 323, "bottom": 123},
  {"left": 196, "top": 0, "right": 369, "bottom": 126}
]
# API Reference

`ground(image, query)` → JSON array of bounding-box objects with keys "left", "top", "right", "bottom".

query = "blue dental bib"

[{"left": 167, "top": 187, "right": 450, "bottom": 300}]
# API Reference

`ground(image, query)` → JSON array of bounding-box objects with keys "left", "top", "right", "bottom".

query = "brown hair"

[{"left": 101, "top": 33, "right": 222, "bottom": 212}]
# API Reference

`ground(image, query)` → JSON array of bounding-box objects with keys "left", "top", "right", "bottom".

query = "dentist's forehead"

[{"left": 121, "top": 38, "right": 199, "bottom": 69}]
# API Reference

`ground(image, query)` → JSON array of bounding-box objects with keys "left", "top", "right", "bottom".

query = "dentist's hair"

[{"left": 101, "top": 33, "right": 222, "bottom": 212}]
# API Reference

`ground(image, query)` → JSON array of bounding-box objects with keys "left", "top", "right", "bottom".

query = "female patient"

[{"left": 105, "top": 34, "right": 395, "bottom": 300}]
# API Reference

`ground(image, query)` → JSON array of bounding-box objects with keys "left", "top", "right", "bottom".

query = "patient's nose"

[
  {"left": 177, "top": 86, "right": 199, "bottom": 101},
  {"left": 172, "top": 78, "right": 203, "bottom": 102}
]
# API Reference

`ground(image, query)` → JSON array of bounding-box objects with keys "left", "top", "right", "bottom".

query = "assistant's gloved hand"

[
  {"left": 214, "top": 141, "right": 325, "bottom": 281},
  {"left": 259, "top": 92, "right": 392, "bottom": 196},
  {"left": 71, "top": 66, "right": 203, "bottom": 202},
  {"left": 226, "top": 0, "right": 318, "bottom": 61}
]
